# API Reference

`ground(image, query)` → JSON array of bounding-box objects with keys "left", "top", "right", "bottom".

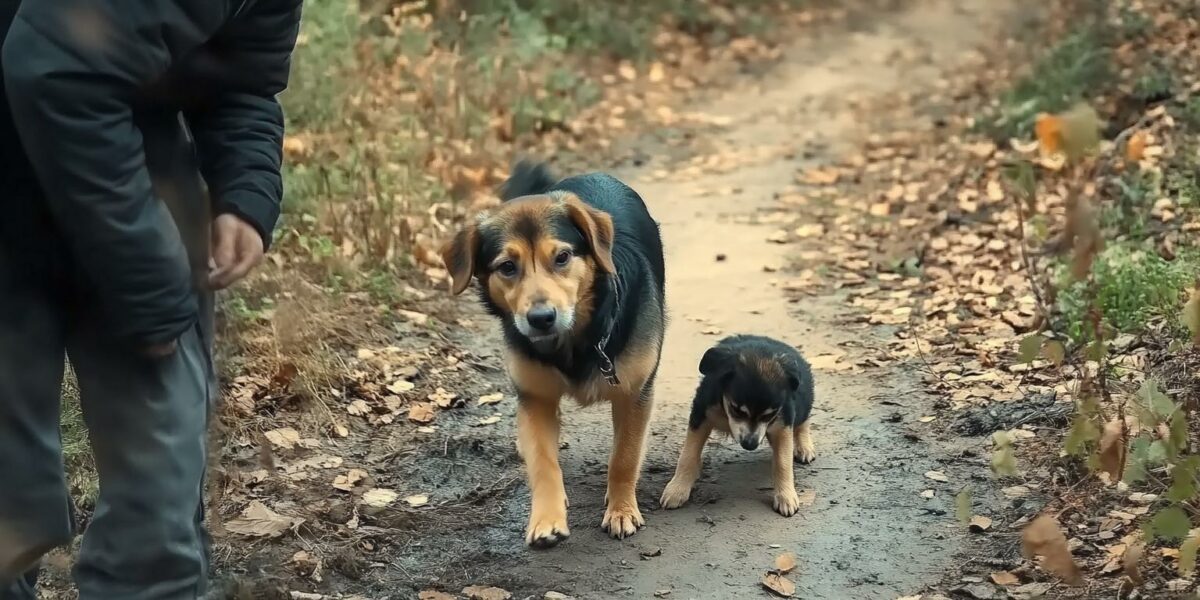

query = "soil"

[{"left": 343, "top": 1, "right": 1040, "bottom": 598}]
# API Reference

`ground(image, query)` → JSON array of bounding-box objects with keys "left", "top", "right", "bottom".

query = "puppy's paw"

[
  {"left": 659, "top": 478, "right": 694, "bottom": 509},
  {"left": 795, "top": 441, "right": 817, "bottom": 465},
  {"left": 773, "top": 489, "right": 802, "bottom": 517},
  {"left": 525, "top": 508, "right": 570, "bottom": 549},
  {"left": 601, "top": 501, "right": 645, "bottom": 539}
]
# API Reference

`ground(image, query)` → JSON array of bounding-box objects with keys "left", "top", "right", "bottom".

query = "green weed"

[
  {"left": 976, "top": 29, "right": 1111, "bottom": 140},
  {"left": 1056, "top": 243, "right": 1197, "bottom": 341}
]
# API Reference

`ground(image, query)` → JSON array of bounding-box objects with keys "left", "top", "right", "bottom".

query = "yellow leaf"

[
  {"left": 1126, "top": 130, "right": 1147, "bottom": 162},
  {"left": 774, "top": 552, "right": 798, "bottom": 574},
  {"left": 1034, "top": 113, "right": 1063, "bottom": 155}
]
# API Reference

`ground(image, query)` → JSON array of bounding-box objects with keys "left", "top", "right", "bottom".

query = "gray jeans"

[{"left": 0, "top": 268, "right": 215, "bottom": 599}]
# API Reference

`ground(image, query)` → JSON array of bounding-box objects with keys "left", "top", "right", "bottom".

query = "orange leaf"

[
  {"left": 1097, "top": 418, "right": 1127, "bottom": 483},
  {"left": 1126, "top": 130, "right": 1147, "bottom": 162},
  {"left": 1035, "top": 113, "right": 1063, "bottom": 155}
]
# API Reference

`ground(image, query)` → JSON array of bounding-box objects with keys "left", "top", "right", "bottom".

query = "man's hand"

[{"left": 209, "top": 213, "right": 265, "bottom": 290}]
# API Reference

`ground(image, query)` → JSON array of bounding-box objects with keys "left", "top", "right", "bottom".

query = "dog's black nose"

[
  {"left": 740, "top": 437, "right": 759, "bottom": 451},
  {"left": 527, "top": 306, "right": 558, "bottom": 331}
]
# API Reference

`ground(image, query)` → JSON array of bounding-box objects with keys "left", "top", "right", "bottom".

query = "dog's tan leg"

[
  {"left": 660, "top": 421, "right": 714, "bottom": 509},
  {"left": 768, "top": 424, "right": 801, "bottom": 517},
  {"left": 517, "top": 394, "right": 569, "bottom": 548},
  {"left": 603, "top": 386, "right": 653, "bottom": 539},
  {"left": 794, "top": 418, "right": 816, "bottom": 464}
]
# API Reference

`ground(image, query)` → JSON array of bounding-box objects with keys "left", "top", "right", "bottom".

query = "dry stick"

[{"left": 1011, "top": 174, "right": 1053, "bottom": 329}]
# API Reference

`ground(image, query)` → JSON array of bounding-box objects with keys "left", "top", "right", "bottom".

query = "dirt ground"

[{"left": 306, "top": 1, "right": 1039, "bottom": 598}]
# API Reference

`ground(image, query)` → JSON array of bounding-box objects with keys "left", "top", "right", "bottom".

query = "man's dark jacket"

[{"left": 0, "top": 0, "right": 302, "bottom": 346}]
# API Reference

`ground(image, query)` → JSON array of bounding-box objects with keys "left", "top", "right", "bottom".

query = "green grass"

[
  {"left": 1103, "top": 169, "right": 1157, "bottom": 238},
  {"left": 61, "top": 367, "right": 99, "bottom": 508},
  {"left": 976, "top": 28, "right": 1112, "bottom": 140},
  {"left": 1056, "top": 243, "right": 1199, "bottom": 341}
]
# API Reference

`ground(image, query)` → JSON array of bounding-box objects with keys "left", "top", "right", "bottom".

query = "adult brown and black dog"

[{"left": 440, "top": 161, "right": 666, "bottom": 548}]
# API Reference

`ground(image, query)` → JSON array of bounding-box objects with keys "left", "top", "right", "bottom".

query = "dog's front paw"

[
  {"left": 659, "top": 478, "right": 693, "bottom": 509},
  {"left": 525, "top": 507, "right": 570, "bottom": 548},
  {"left": 795, "top": 441, "right": 817, "bottom": 465},
  {"left": 601, "top": 501, "right": 644, "bottom": 539},
  {"left": 773, "top": 489, "right": 802, "bottom": 517}
]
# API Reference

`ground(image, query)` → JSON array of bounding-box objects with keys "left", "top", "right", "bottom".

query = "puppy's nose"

[
  {"left": 527, "top": 305, "right": 558, "bottom": 331},
  {"left": 740, "top": 436, "right": 760, "bottom": 451}
]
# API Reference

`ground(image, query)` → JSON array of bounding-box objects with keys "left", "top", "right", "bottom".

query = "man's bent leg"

[
  {"left": 0, "top": 276, "right": 71, "bottom": 599},
  {"left": 69, "top": 315, "right": 212, "bottom": 600}
]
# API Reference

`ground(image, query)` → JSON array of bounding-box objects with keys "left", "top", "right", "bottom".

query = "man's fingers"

[{"left": 209, "top": 228, "right": 263, "bottom": 290}]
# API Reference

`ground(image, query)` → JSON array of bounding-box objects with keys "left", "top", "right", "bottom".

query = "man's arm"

[
  {"left": 188, "top": 0, "right": 303, "bottom": 253},
  {"left": 1, "top": 1, "right": 227, "bottom": 347}
]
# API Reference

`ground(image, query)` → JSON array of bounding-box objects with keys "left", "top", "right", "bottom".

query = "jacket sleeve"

[
  {"left": 0, "top": 1, "right": 229, "bottom": 346},
  {"left": 188, "top": 0, "right": 302, "bottom": 250}
]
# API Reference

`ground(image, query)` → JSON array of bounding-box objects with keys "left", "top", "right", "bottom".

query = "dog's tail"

[{"left": 499, "top": 160, "right": 557, "bottom": 201}]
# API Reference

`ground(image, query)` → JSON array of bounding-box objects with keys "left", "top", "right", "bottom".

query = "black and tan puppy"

[
  {"left": 441, "top": 161, "right": 666, "bottom": 547},
  {"left": 660, "top": 335, "right": 816, "bottom": 516}
]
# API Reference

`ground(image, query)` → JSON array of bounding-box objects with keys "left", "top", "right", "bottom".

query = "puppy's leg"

[
  {"left": 794, "top": 418, "right": 816, "bottom": 464},
  {"left": 517, "top": 394, "right": 569, "bottom": 548},
  {"left": 768, "top": 425, "right": 802, "bottom": 517},
  {"left": 660, "top": 421, "right": 713, "bottom": 509},
  {"left": 603, "top": 386, "right": 653, "bottom": 539}
]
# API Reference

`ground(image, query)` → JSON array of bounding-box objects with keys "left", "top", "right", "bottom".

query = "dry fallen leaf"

[
  {"left": 796, "top": 489, "right": 816, "bottom": 507},
  {"left": 362, "top": 488, "right": 398, "bottom": 508},
  {"left": 990, "top": 571, "right": 1019, "bottom": 586},
  {"left": 405, "top": 494, "right": 430, "bottom": 507},
  {"left": 264, "top": 427, "right": 302, "bottom": 450},
  {"left": 224, "top": 501, "right": 302, "bottom": 538},
  {"left": 1096, "top": 418, "right": 1126, "bottom": 483},
  {"left": 428, "top": 387, "right": 459, "bottom": 408},
  {"left": 477, "top": 415, "right": 502, "bottom": 426},
  {"left": 408, "top": 402, "right": 436, "bottom": 424},
  {"left": 969, "top": 515, "right": 993, "bottom": 533},
  {"left": 387, "top": 379, "right": 415, "bottom": 394},
  {"left": 1021, "top": 514, "right": 1083, "bottom": 585},
  {"left": 419, "top": 591, "right": 456, "bottom": 600},
  {"left": 1034, "top": 113, "right": 1063, "bottom": 155},
  {"left": 761, "top": 572, "right": 795, "bottom": 597},
  {"left": 462, "top": 585, "right": 512, "bottom": 600},
  {"left": 478, "top": 393, "right": 505, "bottom": 405},
  {"left": 774, "top": 552, "right": 797, "bottom": 574},
  {"left": 924, "top": 471, "right": 949, "bottom": 483},
  {"left": 332, "top": 469, "right": 368, "bottom": 492},
  {"left": 347, "top": 400, "right": 371, "bottom": 416}
]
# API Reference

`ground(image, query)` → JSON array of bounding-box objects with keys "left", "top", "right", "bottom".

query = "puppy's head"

[
  {"left": 440, "top": 191, "right": 616, "bottom": 350},
  {"left": 700, "top": 346, "right": 801, "bottom": 451}
]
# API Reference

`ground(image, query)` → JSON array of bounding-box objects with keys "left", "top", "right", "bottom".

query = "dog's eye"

[
  {"left": 497, "top": 261, "right": 518, "bottom": 277},
  {"left": 554, "top": 249, "right": 572, "bottom": 267}
]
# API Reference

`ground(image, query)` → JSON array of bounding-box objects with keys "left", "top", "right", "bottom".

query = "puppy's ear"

[
  {"left": 699, "top": 347, "right": 736, "bottom": 376},
  {"left": 563, "top": 195, "right": 616, "bottom": 275},
  {"left": 786, "top": 371, "right": 803, "bottom": 392},
  {"left": 440, "top": 225, "right": 480, "bottom": 295}
]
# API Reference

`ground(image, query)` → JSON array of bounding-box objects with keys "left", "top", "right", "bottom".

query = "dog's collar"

[{"left": 595, "top": 274, "right": 622, "bottom": 386}]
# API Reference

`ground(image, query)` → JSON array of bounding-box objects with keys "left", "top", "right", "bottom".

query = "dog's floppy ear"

[
  {"left": 785, "top": 369, "right": 803, "bottom": 392},
  {"left": 563, "top": 195, "right": 616, "bottom": 275},
  {"left": 440, "top": 225, "right": 480, "bottom": 295},
  {"left": 699, "top": 346, "right": 736, "bottom": 376}
]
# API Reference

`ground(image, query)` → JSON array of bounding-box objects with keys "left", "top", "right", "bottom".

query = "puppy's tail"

[{"left": 499, "top": 160, "right": 557, "bottom": 201}]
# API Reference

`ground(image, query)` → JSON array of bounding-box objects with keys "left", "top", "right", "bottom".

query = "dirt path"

[{"left": 379, "top": 2, "right": 1032, "bottom": 598}]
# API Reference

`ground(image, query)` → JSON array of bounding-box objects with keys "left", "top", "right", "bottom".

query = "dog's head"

[
  {"left": 441, "top": 191, "right": 616, "bottom": 350},
  {"left": 699, "top": 346, "right": 801, "bottom": 450}
]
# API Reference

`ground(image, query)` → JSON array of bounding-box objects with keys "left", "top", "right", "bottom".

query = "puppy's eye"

[
  {"left": 730, "top": 405, "right": 749, "bottom": 417},
  {"left": 554, "top": 249, "right": 572, "bottom": 267},
  {"left": 497, "top": 261, "right": 518, "bottom": 277}
]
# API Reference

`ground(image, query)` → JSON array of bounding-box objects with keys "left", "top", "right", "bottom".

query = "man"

[{"left": 0, "top": 0, "right": 301, "bottom": 597}]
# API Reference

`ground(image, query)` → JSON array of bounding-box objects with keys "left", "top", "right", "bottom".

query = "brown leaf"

[
  {"left": 462, "top": 585, "right": 512, "bottom": 600},
  {"left": 408, "top": 402, "right": 436, "bottom": 424},
  {"left": 224, "top": 501, "right": 303, "bottom": 538},
  {"left": 332, "top": 469, "right": 368, "bottom": 492},
  {"left": 478, "top": 393, "right": 505, "bottom": 405},
  {"left": 1096, "top": 418, "right": 1126, "bottom": 483},
  {"left": 774, "top": 552, "right": 797, "bottom": 574},
  {"left": 264, "top": 427, "right": 302, "bottom": 450},
  {"left": 362, "top": 488, "right": 398, "bottom": 508},
  {"left": 761, "top": 573, "right": 795, "bottom": 597},
  {"left": 1021, "top": 514, "right": 1083, "bottom": 585},
  {"left": 990, "top": 571, "right": 1020, "bottom": 586},
  {"left": 1124, "top": 536, "right": 1145, "bottom": 585},
  {"left": 924, "top": 470, "right": 950, "bottom": 483},
  {"left": 419, "top": 591, "right": 456, "bottom": 600},
  {"left": 1035, "top": 113, "right": 1062, "bottom": 155}
]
